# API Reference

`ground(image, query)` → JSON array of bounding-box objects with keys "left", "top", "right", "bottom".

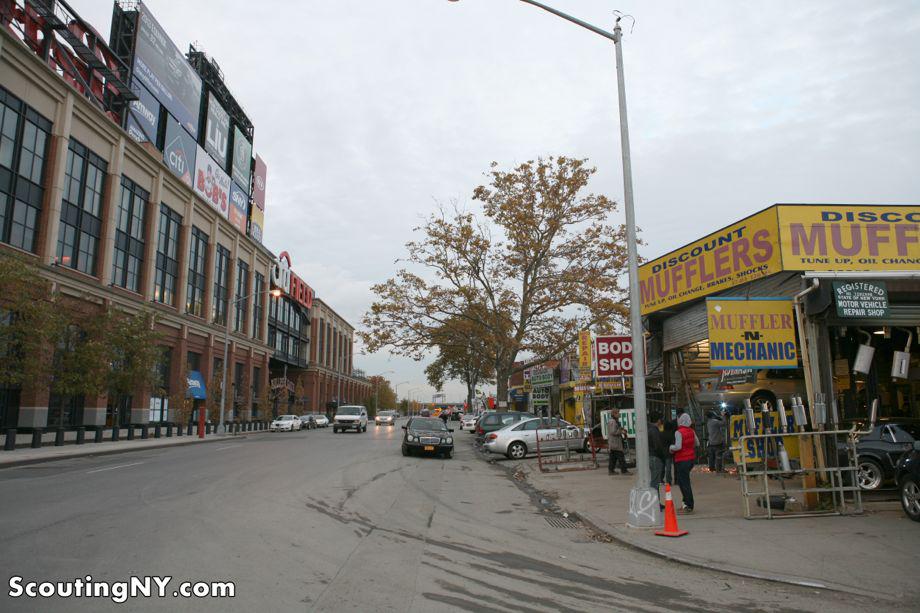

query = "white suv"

[{"left": 333, "top": 405, "right": 368, "bottom": 433}]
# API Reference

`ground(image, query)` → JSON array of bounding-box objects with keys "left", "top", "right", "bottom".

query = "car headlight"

[
  {"left": 407, "top": 434, "right": 416, "bottom": 442},
  {"left": 445, "top": 437, "right": 453, "bottom": 444}
]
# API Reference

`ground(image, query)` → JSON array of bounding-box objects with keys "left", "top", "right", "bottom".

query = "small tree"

[
  {"left": 207, "top": 371, "right": 224, "bottom": 423},
  {"left": 294, "top": 375, "right": 307, "bottom": 415},
  {"left": 104, "top": 309, "right": 164, "bottom": 404}
]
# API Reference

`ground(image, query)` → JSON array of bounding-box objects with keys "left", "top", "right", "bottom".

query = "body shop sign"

[
  {"left": 833, "top": 281, "right": 889, "bottom": 318},
  {"left": 193, "top": 145, "right": 230, "bottom": 218},
  {"left": 707, "top": 298, "right": 797, "bottom": 369},
  {"left": 595, "top": 335, "right": 633, "bottom": 377}
]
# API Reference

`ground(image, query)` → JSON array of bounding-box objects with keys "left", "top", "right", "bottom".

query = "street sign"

[
  {"left": 530, "top": 367, "right": 554, "bottom": 387},
  {"left": 833, "top": 281, "right": 889, "bottom": 318},
  {"left": 578, "top": 330, "right": 593, "bottom": 380}
]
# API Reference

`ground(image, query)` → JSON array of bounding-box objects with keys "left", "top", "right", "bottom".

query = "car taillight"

[
  {"left": 487, "top": 433, "right": 498, "bottom": 441},
  {"left": 477, "top": 425, "right": 484, "bottom": 434},
  {"left": 719, "top": 384, "right": 734, "bottom": 390}
]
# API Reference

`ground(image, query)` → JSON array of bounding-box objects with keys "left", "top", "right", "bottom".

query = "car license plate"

[{"left": 424, "top": 445, "right": 435, "bottom": 451}]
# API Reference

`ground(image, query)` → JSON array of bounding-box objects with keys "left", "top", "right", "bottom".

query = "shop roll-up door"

[{"left": 662, "top": 272, "right": 803, "bottom": 352}]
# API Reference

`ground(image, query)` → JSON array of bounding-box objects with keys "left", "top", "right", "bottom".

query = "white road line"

[
  {"left": 214, "top": 445, "right": 240, "bottom": 451},
  {"left": 86, "top": 461, "right": 144, "bottom": 474}
]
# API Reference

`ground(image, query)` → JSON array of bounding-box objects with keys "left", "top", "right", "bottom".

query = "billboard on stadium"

[
  {"left": 229, "top": 181, "right": 249, "bottom": 235},
  {"left": 231, "top": 126, "right": 252, "bottom": 189},
  {"left": 126, "top": 80, "right": 159, "bottom": 144},
  {"left": 162, "top": 116, "right": 196, "bottom": 187},
  {"left": 204, "top": 92, "right": 230, "bottom": 168},
  {"left": 249, "top": 202, "right": 264, "bottom": 243},
  {"left": 252, "top": 154, "right": 267, "bottom": 211},
  {"left": 193, "top": 144, "right": 230, "bottom": 219},
  {"left": 133, "top": 1, "right": 202, "bottom": 138}
]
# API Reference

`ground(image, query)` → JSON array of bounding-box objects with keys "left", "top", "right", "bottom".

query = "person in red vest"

[{"left": 668, "top": 412, "right": 699, "bottom": 513}]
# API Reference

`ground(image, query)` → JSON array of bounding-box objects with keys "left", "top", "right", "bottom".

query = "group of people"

[{"left": 607, "top": 407, "right": 728, "bottom": 515}]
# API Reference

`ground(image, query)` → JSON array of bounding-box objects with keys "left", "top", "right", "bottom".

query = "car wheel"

[
  {"left": 444, "top": 450, "right": 452, "bottom": 459},
  {"left": 507, "top": 441, "right": 527, "bottom": 460},
  {"left": 749, "top": 391, "right": 775, "bottom": 412},
  {"left": 857, "top": 458, "right": 884, "bottom": 491},
  {"left": 401, "top": 444, "right": 409, "bottom": 457},
  {"left": 901, "top": 477, "right": 920, "bottom": 522}
]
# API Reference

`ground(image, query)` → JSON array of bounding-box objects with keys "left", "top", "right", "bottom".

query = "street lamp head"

[{"left": 270, "top": 289, "right": 282, "bottom": 298}]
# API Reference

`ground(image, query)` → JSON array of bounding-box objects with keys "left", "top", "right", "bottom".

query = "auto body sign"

[
  {"left": 707, "top": 298, "right": 797, "bottom": 369},
  {"left": 595, "top": 335, "right": 633, "bottom": 377}
]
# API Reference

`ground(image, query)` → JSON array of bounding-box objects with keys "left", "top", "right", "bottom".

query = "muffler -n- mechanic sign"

[{"left": 706, "top": 298, "right": 798, "bottom": 369}]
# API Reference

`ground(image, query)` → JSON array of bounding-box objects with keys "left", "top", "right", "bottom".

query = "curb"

[
  {"left": 576, "top": 509, "right": 891, "bottom": 601},
  {"left": 0, "top": 433, "right": 257, "bottom": 469}
]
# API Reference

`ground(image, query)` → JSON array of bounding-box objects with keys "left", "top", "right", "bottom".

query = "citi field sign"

[
  {"left": 639, "top": 204, "right": 920, "bottom": 314},
  {"left": 271, "top": 251, "right": 314, "bottom": 310}
]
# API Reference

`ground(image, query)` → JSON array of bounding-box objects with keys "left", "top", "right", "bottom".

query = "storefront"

[{"left": 640, "top": 204, "right": 920, "bottom": 429}]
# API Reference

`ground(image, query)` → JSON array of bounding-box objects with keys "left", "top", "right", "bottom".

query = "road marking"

[
  {"left": 214, "top": 445, "right": 241, "bottom": 451},
  {"left": 86, "top": 461, "right": 144, "bottom": 474}
]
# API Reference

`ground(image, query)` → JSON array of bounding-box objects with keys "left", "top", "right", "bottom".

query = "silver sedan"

[{"left": 483, "top": 417, "right": 589, "bottom": 460}]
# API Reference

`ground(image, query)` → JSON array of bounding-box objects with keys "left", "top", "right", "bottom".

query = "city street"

[{"left": 0, "top": 422, "right": 883, "bottom": 612}]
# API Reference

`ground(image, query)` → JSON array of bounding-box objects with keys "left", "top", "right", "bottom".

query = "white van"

[{"left": 333, "top": 405, "right": 368, "bottom": 433}]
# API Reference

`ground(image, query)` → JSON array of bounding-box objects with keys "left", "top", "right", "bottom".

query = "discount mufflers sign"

[{"left": 707, "top": 298, "right": 798, "bottom": 369}]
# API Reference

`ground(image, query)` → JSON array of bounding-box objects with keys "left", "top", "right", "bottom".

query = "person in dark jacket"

[
  {"left": 706, "top": 409, "right": 726, "bottom": 472},
  {"left": 662, "top": 419, "right": 677, "bottom": 485},
  {"left": 647, "top": 411, "right": 667, "bottom": 509},
  {"left": 607, "top": 409, "right": 629, "bottom": 475}
]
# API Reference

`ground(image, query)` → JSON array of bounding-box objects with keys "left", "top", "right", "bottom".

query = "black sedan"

[
  {"left": 897, "top": 442, "right": 920, "bottom": 522},
  {"left": 852, "top": 421, "right": 920, "bottom": 491},
  {"left": 402, "top": 417, "right": 454, "bottom": 459}
]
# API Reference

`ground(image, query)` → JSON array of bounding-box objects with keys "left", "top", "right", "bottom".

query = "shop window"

[
  {"left": 112, "top": 176, "right": 147, "bottom": 292},
  {"left": 106, "top": 394, "right": 132, "bottom": 427},
  {"left": 153, "top": 204, "right": 181, "bottom": 305},
  {"left": 0, "top": 87, "right": 51, "bottom": 253},
  {"left": 0, "top": 386, "right": 20, "bottom": 429},
  {"left": 187, "top": 351, "right": 201, "bottom": 373},
  {"left": 186, "top": 227, "right": 208, "bottom": 317},
  {"left": 55, "top": 139, "right": 106, "bottom": 275},
  {"left": 47, "top": 393, "right": 84, "bottom": 429}
]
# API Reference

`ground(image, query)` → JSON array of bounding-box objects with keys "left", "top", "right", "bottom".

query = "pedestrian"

[
  {"left": 662, "top": 419, "right": 677, "bottom": 485},
  {"left": 706, "top": 409, "right": 726, "bottom": 472},
  {"left": 440, "top": 411, "right": 449, "bottom": 425},
  {"left": 647, "top": 411, "right": 666, "bottom": 510},
  {"left": 607, "top": 409, "right": 629, "bottom": 475},
  {"left": 669, "top": 412, "right": 699, "bottom": 513}
]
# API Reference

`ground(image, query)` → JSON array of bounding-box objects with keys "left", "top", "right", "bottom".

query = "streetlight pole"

[
  {"left": 394, "top": 381, "right": 409, "bottom": 415},
  {"left": 449, "top": 1, "right": 657, "bottom": 528},
  {"left": 374, "top": 370, "right": 395, "bottom": 412},
  {"left": 218, "top": 288, "right": 281, "bottom": 435}
]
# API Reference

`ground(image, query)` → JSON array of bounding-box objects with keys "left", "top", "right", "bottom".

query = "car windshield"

[
  {"left": 409, "top": 418, "right": 447, "bottom": 431},
  {"left": 279, "top": 416, "right": 293, "bottom": 421},
  {"left": 338, "top": 407, "right": 362, "bottom": 415}
]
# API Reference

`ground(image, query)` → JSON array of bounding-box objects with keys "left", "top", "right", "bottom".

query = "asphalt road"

[{"left": 0, "top": 420, "right": 884, "bottom": 612}]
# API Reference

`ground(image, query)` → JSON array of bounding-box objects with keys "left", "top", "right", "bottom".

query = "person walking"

[
  {"left": 669, "top": 412, "right": 699, "bottom": 513},
  {"left": 662, "top": 419, "right": 677, "bottom": 485},
  {"left": 607, "top": 409, "right": 629, "bottom": 475},
  {"left": 647, "top": 411, "right": 667, "bottom": 510},
  {"left": 706, "top": 409, "right": 726, "bottom": 472}
]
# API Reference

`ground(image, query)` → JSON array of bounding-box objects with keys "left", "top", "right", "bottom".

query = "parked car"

[
  {"left": 475, "top": 411, "right": 532, "bottom": 443},
  {"left": 851, "top": 421, "right": 920, "bottom": 491},
  {"left": 299, "top": 415, "right": 317, "bottom": 430},
  {"left": 314, "top": 415, "right": 329, "bottom": 428},
  {"left": 333, "top": 405, "right": 368, "bottom": 433},
  {"left": 484, "top": 417, "right": 589, "bottom": 460},
  {"left": 697, "top": 368, "right": 807, "bottom": 412},
  {"left": 460, "top": 413, "right": 478, "bottom": 431},
  {"left": 402, "top": 417, "right": 454, "bottom": 458},
  {"left": 376, "top": 410, "right": 397, "bottom": 426},
  {"left": 270, "top": 415, "right": 302, "bottom": 432},
  {"left": 896, "top": 441, "right": 920, "bottom": 522}
]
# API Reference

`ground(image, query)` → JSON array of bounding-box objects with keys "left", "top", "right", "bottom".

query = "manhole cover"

[{"left": 544, "top": 515, "right": 578, "bottom": 529}]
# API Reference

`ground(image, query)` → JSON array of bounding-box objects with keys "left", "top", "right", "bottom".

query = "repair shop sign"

[
  {"left": 707, "top": 298, "right": 798, "bottom": 369},
  {"left": 595, "top": 336, "right": 633, "bottom": 377}
]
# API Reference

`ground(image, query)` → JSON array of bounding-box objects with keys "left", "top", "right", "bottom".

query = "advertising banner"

[
  {"left": 729, "top": 411, "right": 800, "bottom": 464},
  {"left": 231, "top": 126, "right": 252, "bottom": 189},
  {"left": 601, "top": 409, "right": 636, "bottom": 439},
  {"left": 833, "top": 280, "right": 889, "bottom": 318},
  {"left": 578, "top": 330, "right": 593, "bottom": 380},
  {"left": 530, "top": 367, "right": 554, "bottom": 388},
  {"left": 778, "top": 205, "right": 920, "bottom": 271},
  {"left": 193, "top": 144, "right": 230, "bottom": 219},
  {"left": 204, "top": 92, "right": 230, "bottom": 168},
  {"left": 249, "top": 202, "right": 264, "bottom": 243},
  {"left": 532, "top": 387, "right": 550, "bottom": 408},
  {"left": 595, "top": 335, "right": 633, "bottom": 378},
  {"left": 639, "top": 208, "right": 783, "bottom": 314},
  {"left": 133, "top": 2, "right": 202, "bottom": 138},
  {"left": 707, "top": 298, "right": 797, "bottom": 369},
  {"left": 252, "top": 154, "right": 267, "bottom": 210},
  {"left": 229, "top": 181, "right": 249, "bottom": 235},
  {"left": 162, "top": 116, "right": 196, "bottom": 187},
  {"left": 718, "top": 368, "right": 758, "bottom": 387},
  {"left": 126, "top": 80, "right": 159, "bottom": 144}
]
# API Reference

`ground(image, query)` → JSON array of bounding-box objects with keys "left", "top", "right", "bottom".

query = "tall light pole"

[
  {"left": 218, "top": 288, "right": 282, "bottom": 435},
  {"left": 394, "top": 381, "right": 409, "bottom": 414},
  {"left": 374, "top": 370, "right": 395, "bottom": 412},
  {"left": 448, "top": 1, "right": 657, "bottom": 528}
]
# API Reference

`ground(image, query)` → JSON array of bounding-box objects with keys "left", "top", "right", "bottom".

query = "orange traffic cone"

[{"left": 655, "top": 484, "right": 688, "bottom": 538}]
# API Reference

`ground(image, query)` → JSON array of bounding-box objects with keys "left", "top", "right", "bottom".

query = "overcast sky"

[{"left": 78, "top": 0, "right": 920, "bottom": 403}]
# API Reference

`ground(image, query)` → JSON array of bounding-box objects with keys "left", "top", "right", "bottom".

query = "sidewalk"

[
  {"left": 0, "top": 431, "right": 247, "bottom": 468},
  {"left": 511, "top": 456, "right": 918, "bottom": 606}
]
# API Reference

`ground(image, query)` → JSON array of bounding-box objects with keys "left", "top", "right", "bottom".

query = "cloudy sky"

[{"left": 78, "top": 0, "right": 920, "bottom": 402}]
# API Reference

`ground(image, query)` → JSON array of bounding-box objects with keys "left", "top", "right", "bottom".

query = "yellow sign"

[
  {"left": 706, "top": 298, "right": 797, "bottom": 369},
  {"left": 578, "top": 330, "right": 592, "bottom": 380},
  {"left": 730, "top": 411, "right": 801, "bottom": 464},
  {"left": 777, "top": 205, "right": 920, "bottom": 271},
  {"left": 639, "top": 208, "right": 783, "bottom": 314}
]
